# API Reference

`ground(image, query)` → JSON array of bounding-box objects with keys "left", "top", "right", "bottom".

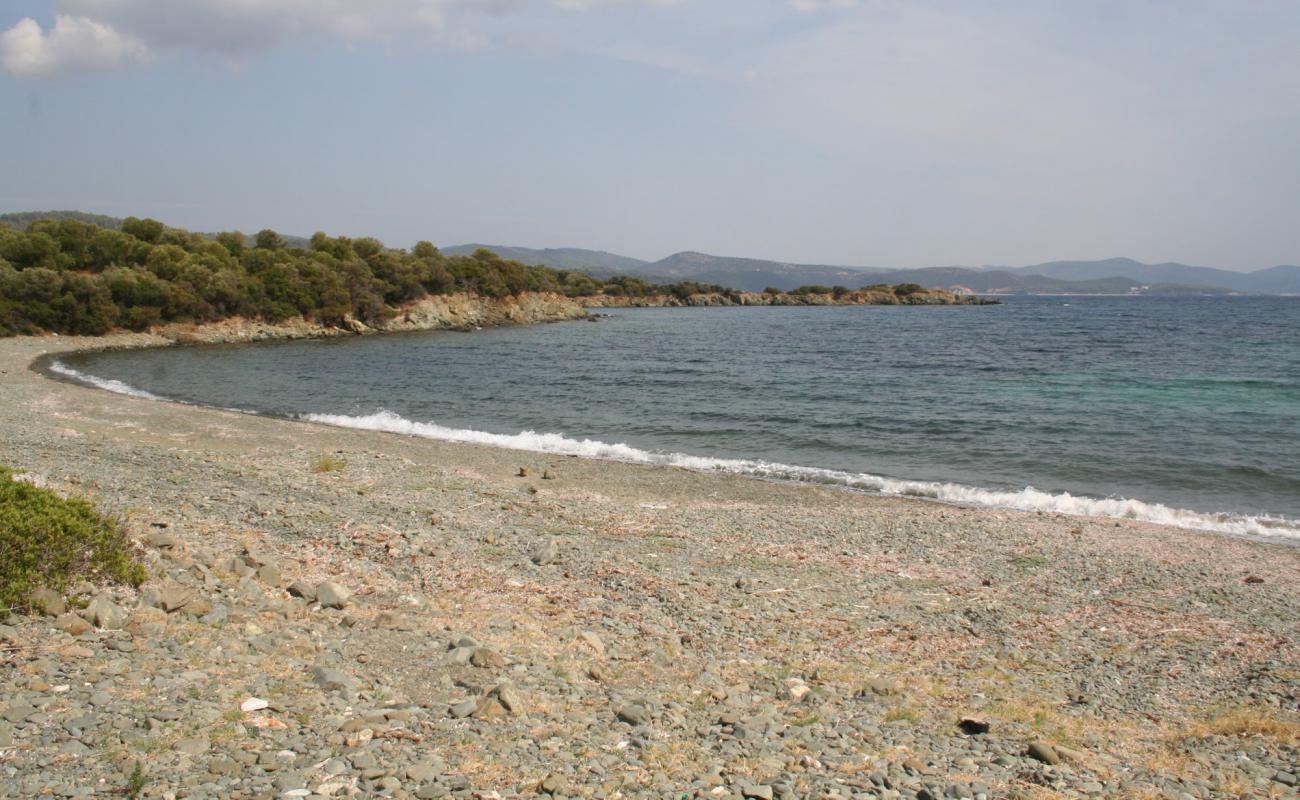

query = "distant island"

[
  {"left": 443, "top": 244, "right": 1300, "bottom": 296},
  {"left": 0, "top": 213, "right": 990, "bottom": 338}
]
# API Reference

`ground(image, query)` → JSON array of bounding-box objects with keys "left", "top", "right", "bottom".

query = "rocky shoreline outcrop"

[{"left": 149, "top": 292, "right": 592, "bottom": 346}]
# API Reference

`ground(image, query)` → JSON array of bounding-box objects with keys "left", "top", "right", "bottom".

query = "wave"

[
  {"left": 301, "top": 410, "right": 1300, "bottom": 542},
  {"left": 49, "top": 360, "right": 162, "bottom": 401}
]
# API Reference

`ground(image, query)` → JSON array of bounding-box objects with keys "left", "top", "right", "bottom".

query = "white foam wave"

[
  {"left": 49, "top": 360, "right": 162, "bottom": 401},
  {"left": 301, "top": 410, "right": 1300, "bottom": 542}
]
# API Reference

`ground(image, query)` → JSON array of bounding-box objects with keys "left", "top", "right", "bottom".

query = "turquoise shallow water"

[{"left": 58, "top": 296, "right": 1300, "bottom": 539}]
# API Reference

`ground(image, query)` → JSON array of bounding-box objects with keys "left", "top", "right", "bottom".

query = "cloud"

[
  {"left": 0, "top": 0, "right": 690, "bottom": 76},
  {"left": 789, "top": 0, "right": 858, "bottom": 11},
  {"left": 1, "top": 14, "right": 150, "bottom": 77}
]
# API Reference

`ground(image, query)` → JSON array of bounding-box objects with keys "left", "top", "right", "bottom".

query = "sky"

[{"left": 1, "top": 1, "right": 1298, "bottom": 270}]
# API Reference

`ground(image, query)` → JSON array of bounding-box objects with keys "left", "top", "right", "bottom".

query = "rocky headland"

[
  {"left": 146, "top": 292, "right": 593, "bottom": 346},
  {"left": 0, "top": 332, "right": 1296, "bottom": 800}
]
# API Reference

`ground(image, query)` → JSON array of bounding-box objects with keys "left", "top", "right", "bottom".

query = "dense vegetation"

[
  {"left": 0, "top": 214, "right": 964, "bottom": 336},
  {"left": 0, "top": 216, "right": 740, "bottom": 336},
  {"left": 0, "top": 466, "right": 145, "bottom": 610}
]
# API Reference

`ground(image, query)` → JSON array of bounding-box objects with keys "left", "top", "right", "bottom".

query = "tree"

[
  {"left": 215, "top": 231, "right": 245, "bottom": 257},
  {"left": 254, "top": 229, "right": 286, "bottom": 250},
  {"left": 121, "top": 217, "right": 165, "bottom": 244}
]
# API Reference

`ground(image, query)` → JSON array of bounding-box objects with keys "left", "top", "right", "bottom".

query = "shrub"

[
  {"left": 893, "top": 283, "right": 924, "bottom": 296},
  {"left": 0, "top": 465, "right": 145, "bottom": 610},
  {"left": 310, "top": 453, "right": 347, "bottom": 473}
]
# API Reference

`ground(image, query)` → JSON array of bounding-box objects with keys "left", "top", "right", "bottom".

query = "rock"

[
  {"left": 741, "top": 784, "right": 775, "bottom": 800},
  {"left": 53, "top": 612, "right": 93, "bottom": 636},
  {"left": 493, "top": 683, "right": 527, "bottom": 715},
  {"left": 471, "top": 696, "right": 507, "bottom": 719},
  {"left": 2, "top": 702, "right": 34, "bottom": 724},
  {"left": 315, "top": 581, "right": 352, "bottom": 609},
  {"left": 29, "top": 587, "right": 65, "bottom": 616},
  {"left": 539, "top": 773, "right": 568, "bottom": 795},
  {"left": 784, "top": 679, "right": 811, "bottom": 702},
  {"left": 174, "top": 738, "right": 210, "bottom": 756},
  {"left": 578, "top": 630, "right": 605, "bottom": 657},
  {"left": 1054, "top": 745, "right": 1086, "bottom": 764},
  {"left": 241, "top": 697, "right": 270, "bottom": 712},
  {"left": 518, "top": 467, "right": 531, "bottom": 477},
  {"left": 150, "top": 582, "right": 195, "bottom": 613},
  {"left": 125, "top": 607, "right": 167, "bottom": 636},
  {"left": 1026, "top": 742, "right": 1060, "bottom": 765},
  {"left": 470, "top": 647, "right": 506, "bottom": 668},
  {"left": 312, "top": 666, "right": 356, "bottom": 693},
  {"left": 617, "top": 703, "right": 651, "bottom": 726},
  {"left": 447, "top": 646, "right": 476, "bottom": 665},
  {"left": 375, "top": 611, "right": 413, "bottom": 630},
  {"left": 256, "top": 564, "right": 283, "bottom": 586},
  {"left": 286, "top": 580, "right": 316, "bottom": 601},
  {"left": 180, "top": 596, "right": 213, "bottom": 618},
  {"left": 85, "top": 595, "right": 127, "bottom": 629},
  {"left": 531, "top": 539, "right": 559, "bottom": 566},
  {"left": 860, "top": 678, "right": 900, "bottom": 697},
  {"left": 241, "top": 546, "right": 275, "bottom": 567},
  {"left": 144, "top": 531, "right": 178, "bottom": 550},
  {"left": 407, "top": 763, "right": 442, "bottom": 783},
  {"left": 448, "top": 699, "right": 477, "bottom": 719},
  {"left": 958, "top": 717, "right": 990, "bottom": 735},
  {"left": 1275, "top": 772, "right": 1297, "bottom": 787}
]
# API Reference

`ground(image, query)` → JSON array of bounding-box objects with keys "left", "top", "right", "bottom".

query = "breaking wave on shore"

[
  {"left": 301, "top": 410, "right": 1300, "bottom": 542},
  {"left": 49, "top": 360, "right": 162, "bottom": 401},
  {"left": 46, "top": 358, "right": 1300, "bottom": 542}
]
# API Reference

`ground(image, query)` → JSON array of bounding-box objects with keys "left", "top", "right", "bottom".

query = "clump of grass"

[
  {"left": 310, "top": 453, "right": 347, "bottom": 473},
  {"left": 0, "top": 465, "right": 145, "bottom": 610},
  {"left": 125, "top": 761, "right": 146, "bottom": 799},
  {"left": 1186, "top": 706, "right": 1300, "bottom": 745},
  {"left": 884, "top": 706, "right": 921, "bottom": 724}
]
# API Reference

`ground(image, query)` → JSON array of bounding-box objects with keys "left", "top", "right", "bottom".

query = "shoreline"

[
  {"left": 36, "top": 328, "right": 1300, "bottom": 546},
  {"left": 1, "top": 333, "right": 1298, "bottom": 799}
]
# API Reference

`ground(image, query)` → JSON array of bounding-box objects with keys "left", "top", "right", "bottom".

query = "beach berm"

[{"left": 0, "top": 332, "right": 1297, "bottom": 799}]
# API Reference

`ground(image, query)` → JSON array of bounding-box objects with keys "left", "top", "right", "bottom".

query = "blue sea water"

[{"left": 56, "top": 296, "right": 1300, "bottom": 540}]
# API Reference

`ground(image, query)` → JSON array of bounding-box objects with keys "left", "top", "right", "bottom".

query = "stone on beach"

[{"left": 315, "top": 581, "right": 352, "bottom": 609}]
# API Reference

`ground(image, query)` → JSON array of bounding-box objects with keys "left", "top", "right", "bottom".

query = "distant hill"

[
  {"left": 0, "top": 211, "right": 312, "bottom": 250},
  {"left": 1245, "top": 265, "right": 1300, "bottom": 294},
  {"left": 440, "top": 244, "right": 649, "bottom": 278},
  {"left": 629, "top": 253, "right": 1244, "bottom": 295},
  {"left": 630, "top": 252, "right": 1288, "bottom": 294},
  {"left": 1003, "top": 258, "right": 1300, "bottom": 293},
  {"left": 0, "top": 210, "right": 124, "bottom": 231},
  {"left": 642, "top": 251, "right": 885, "bottom": 291},
  {"left": 6, "top": 213, "right": 1295, "bottom": 294}
]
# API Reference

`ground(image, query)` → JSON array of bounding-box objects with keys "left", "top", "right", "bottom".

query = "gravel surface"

[{"left": 1, "top": 334, "right": 1297, "bottom": 800}]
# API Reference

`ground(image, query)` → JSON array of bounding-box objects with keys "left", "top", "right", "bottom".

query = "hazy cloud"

[
  {"left": 789, "top": 0, "right": 858, "bottom": 11},
  {"left": 1, "top": 0, "right": 683, "bottom": 76},
  {"left": 1, "top": 14, "right": 150, "bottom": 76}
]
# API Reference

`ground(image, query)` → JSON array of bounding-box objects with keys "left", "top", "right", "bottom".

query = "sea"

[{"left": 52, "top": 296, "right": 1300, "bottom": 542}]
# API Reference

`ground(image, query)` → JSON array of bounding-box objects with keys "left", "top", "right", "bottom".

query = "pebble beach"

[{"left": 1, "top": 332, "right": 1297, "bottom": 800}]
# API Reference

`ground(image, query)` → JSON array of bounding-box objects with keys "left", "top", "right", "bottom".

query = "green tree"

[
  {"left": 121, "top": 217, "right": 165, "bottom": 244},
  {"left": 254, "top": 229, "right": 286, "bottom": 250}
]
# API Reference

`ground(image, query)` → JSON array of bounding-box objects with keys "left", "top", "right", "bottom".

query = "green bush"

[
  {"left": 0, "top": 214, "right": 776, "bottom": 335},
  {"left": 0, "top": 466, "right": 145, "bottom": 610}
]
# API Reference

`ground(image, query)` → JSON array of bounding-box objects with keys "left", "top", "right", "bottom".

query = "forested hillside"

[{"left": 0, "top": 217, "right": 734, "bottom": 336}]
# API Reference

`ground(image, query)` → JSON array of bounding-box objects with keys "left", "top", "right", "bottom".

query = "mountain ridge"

[{"left": 3, "top": 211, "right": 1296, "bottom": 294}]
